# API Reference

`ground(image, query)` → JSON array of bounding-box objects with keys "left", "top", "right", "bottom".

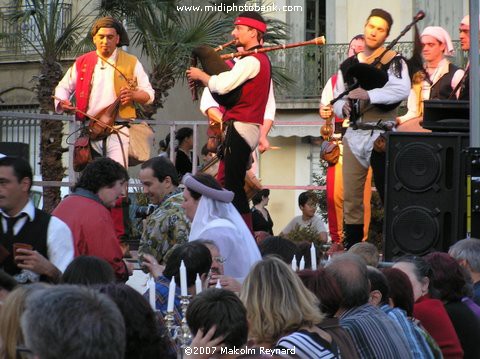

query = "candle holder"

[
  {"left": 178, "top": 295, "right": 192, "bottom": 349},
  {"left": 164, "top": 310, "right": 176, "bottom": 338},
  {"left": 163, "top": 297, "right": 192, "bottom": 358}
]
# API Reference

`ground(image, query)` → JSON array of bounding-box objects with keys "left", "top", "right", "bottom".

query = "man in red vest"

[
  {"left": 54, "top": 17, "right": 154, "bottom": 168},
  {"left": 187, "top": 11, "right": 271, "bottom": 230}
]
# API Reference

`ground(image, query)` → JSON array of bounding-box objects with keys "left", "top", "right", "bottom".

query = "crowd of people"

[{"left": 1, "top": 7, "right": 479, "bottom": 359}]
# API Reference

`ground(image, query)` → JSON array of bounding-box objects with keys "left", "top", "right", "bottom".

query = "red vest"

[
  {"left": 223, "top": 53, "right": 271, "bottom": 125},
  {"left": 75, "top": 51, "right": 97, "bottom": 120}
]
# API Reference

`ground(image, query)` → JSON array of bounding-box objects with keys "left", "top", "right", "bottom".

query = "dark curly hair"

[
  {"left": 97, "top": 283, "right": 174, "bottom": 359},
  {"left": 74, "top": 158, "right": 129, "bottom": 194}
]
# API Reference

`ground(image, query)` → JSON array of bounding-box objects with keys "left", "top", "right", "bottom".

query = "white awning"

[{"left": 269, "top": 111, "right": 325, "bottom": 138}]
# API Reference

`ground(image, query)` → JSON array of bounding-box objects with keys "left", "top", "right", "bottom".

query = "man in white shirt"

[
  {"left": 0, "top": 156, "right": 74, "bottom": 283},
  {"left": 396, "top": 26, "right": 464, "bottom": 128},
  {"left": 333, "top": 9, "right": 410, "bottom": 247},
  {"left": 187, "top": 11, "right": 271, "bottom": 230},
  {"left": 55, "top": 16, "right": 154, "bottom": 167}
]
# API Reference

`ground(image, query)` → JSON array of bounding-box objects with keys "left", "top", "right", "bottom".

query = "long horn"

[
  {"left": 214, "top": 40, "right": 236, "bottom": 52},
  {"left": 220, "top": 36, "right": 326, "bottom": 59}
]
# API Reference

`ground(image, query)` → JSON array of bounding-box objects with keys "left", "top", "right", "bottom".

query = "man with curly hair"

[{"left": 53, "top": 158, "right": 130, "bottom": 281}]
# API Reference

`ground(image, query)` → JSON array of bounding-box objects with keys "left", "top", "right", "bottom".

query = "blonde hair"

[
  {"left": 240, "top": 256, "right": 323, "bottom": 344},
  {"left": 0, "top": 284, "right": 47, "bottom": 359}
]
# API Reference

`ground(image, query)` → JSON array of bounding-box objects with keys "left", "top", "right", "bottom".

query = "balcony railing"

[
  {"left": 270, "top": 40, "right": 466, "bottom": 102},
  {"left": 0, "top": 2, "right": 72, "bottom": 61}
]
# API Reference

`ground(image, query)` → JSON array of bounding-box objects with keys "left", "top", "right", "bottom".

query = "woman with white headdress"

[
  {"left": 397, "top": 26, "right": 464, "bottom": 129},
  {"left": 182, "top": 173, "right": 261, "bottom": 282}
]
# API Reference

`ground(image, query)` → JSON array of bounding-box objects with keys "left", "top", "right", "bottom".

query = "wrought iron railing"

[{"left": 270, "top": 40, "right": 466, "bottom": 101}]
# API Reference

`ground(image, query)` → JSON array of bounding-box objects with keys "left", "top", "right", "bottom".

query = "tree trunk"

[
  {"left": 39, "top": 118, "right": 64, "bottom": 212},
  {"left": 37, "top": 60, "right": 65, "bottom": 213}
]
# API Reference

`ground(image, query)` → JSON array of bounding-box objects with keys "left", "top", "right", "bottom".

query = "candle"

[
  {"left": 180, "top": 260, "right": 188, "bottom": 296},
  {"left": 195, "top": 273, "right": 202, "bottom": 294},
  {"left": 299, "top": 256, "right": 305, "bottom": 271},
  {"left": 167, "top": 276, "right": 176, "bottom": 312},
  {"left": 215, "top": 279, "right": 221, "bottom": 288},
  {"left": 148, "top": 275, "right": 156, "bottom": 310},
  {"left": 291, "top": 257, "right": 297, "bottom": 272},
  {"left": 310, "top": 243, "right": 317, "bottom": 270}
]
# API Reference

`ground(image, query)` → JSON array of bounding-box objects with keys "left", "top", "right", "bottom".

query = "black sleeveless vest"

[
  {"left": 430, "top": 63, "right": 460, "bottom": 100},
  {"left": 0, "top": 208, "right": 50, "bottom": 276},
  {"left": 458, "top": 69, "right": 470, "bottom": 101}
]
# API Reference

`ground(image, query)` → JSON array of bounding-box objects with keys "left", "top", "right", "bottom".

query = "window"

[{"left": 305, "top": 0, "right": 326, "bottom": 41}]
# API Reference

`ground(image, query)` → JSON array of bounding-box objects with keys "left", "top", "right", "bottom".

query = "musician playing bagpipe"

[
  {"left": 187, "top": 11, "right": 272, "bottom": 230},
  {"left": 332, "top": 9, "right": 411, "bottom": 246}
]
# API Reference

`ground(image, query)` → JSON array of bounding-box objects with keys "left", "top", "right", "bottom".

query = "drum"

[{"left": 200, "top": 155, "right": 262, "bottom": 200}]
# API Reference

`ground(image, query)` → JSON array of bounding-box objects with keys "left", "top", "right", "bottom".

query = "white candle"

[
  {"left": 195, "top": 273, "right": 202, "bottom": 294},
  {"left": 310, "top": 243, "right": 317, "bottom": 270},
  {"left": 299, "top": 256, "right": 305, "bottom": 271},
  {"left": 167, "top": 276, "right": 176, "bottom": 312},
  {"left": 180, "top": 260, "right": 188, "bottom": 296},
  {"left": 215, "top": 279, "right": 221, "bottom": 288},
  {"left": 148, "top": 275, "right": 156, "bottom": 310},
  {"left": 291, "top": 257, "right": 297, "bottom": 272}
]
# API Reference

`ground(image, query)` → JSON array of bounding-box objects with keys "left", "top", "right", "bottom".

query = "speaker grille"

[
  {"left": 393, "top": 143, "right": 441, "bottom": 192},
  {"left": 384, "top": 133, "right": 468, "bottom": 261},
  {"left": 391, "top": 206, "right": 439, "bottom": 254}
]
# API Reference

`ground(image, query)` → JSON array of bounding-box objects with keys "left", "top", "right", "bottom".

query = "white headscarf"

[
  {"left": 461, "top": 15, "right": 480, "bottom": 26},
  {"left": 421, "top": 26, "right": 455, "bottom": 56},
  {"left": 185, "top": 177, "right": 261, "bottom": 282}
]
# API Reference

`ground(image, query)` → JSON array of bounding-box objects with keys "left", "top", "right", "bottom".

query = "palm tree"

[
  {"left": 3, "top": 0, "right": 93, "bottom": 212},
  {"left": 97, "top": 0, "right": 291, "bottom": 117}
]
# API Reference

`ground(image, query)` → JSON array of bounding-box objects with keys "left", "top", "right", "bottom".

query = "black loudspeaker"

[
  {"left": 0, "top": 142, "right": 29, "bottom": 161},
  {"left": 383, "top": 132, "right": 468, "bottom": 261}
]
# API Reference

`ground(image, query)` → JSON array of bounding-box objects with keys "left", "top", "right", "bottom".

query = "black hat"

[
  {"left": 368, "top": 9, "right": 393, "bottom": 32},
  {"left": 91, "top": 16, "right": 130, "bottom": 47}
]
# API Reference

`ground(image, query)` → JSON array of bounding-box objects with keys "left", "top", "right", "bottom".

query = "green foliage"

[
  {"left": 312, "top": 163, "right": 328, "bottom": 223},
  {"left": 284, "top": 224, "right": 322, "bottom": 247},
  {"left": 96, "top": 0, "right": 292, "bottom": 115},
  {"left": 1, "top": 0, "right": 95, "bottom": 212}
]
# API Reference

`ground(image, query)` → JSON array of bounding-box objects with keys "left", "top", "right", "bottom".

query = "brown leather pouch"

[
  {"left": 320, "top": 140, "right": 340, "bottom": 165},
  {"left": 373, "top": 133, "right": 387, "bottom": 153},
  {"left": 73, "top": 136, "right": 92, "bottom": 172}
]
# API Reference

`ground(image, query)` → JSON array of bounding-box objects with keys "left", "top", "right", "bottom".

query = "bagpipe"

[
  {"left": 189, "top": 36, "right": 326, "bottom": 108},
  {"left": 189, "top": 37, "right": 326, "bottom": 152},
  {"left": 330, "top": 11, "right": 425, "bottom": 126}
]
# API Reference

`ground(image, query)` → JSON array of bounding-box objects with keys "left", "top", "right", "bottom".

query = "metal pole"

[{"left": 469, "top": 0, "right": 479, "bottom": 146}]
